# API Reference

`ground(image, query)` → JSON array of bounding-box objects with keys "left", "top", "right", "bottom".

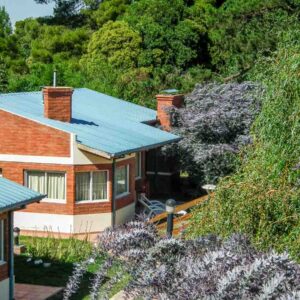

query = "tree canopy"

[{"left": 1, "top": 0, "right": 297, "bottom": 105}]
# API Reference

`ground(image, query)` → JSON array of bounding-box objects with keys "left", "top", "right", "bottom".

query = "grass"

[{"left": 14, "top": 236, "right": 129, "bottom": 299}]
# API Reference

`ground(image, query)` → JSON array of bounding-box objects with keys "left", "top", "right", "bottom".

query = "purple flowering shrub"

[
  {"left": 64, "top": 221, "right": 300, "bottom": 299},
  {"left": 167, "top": 82, "right": 263, "bottom": 185}
]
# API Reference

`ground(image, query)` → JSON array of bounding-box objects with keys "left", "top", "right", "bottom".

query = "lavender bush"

[
  {"left": 63, "top": 221, "right": 300, "bottom": 299},
  {"left": 167, "top": 82, "right": 263, "bottom": 186}
]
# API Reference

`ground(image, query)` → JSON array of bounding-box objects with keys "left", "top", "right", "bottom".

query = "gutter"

[
  {"left": 9, "top": 211, "right": 13, "bottom": 300},
  {"left": 111, "top": 158, "right": 116, "bottom": 227}
]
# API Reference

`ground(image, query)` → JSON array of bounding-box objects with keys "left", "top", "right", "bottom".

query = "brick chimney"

[
  {"left": 43, "top": 87, "right": 73, "bottom": 122},
  {"left": 156, "top": 93, "right": 184, "bottom": 131}
]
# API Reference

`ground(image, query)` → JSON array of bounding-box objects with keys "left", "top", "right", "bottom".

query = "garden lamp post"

[
  {"left": 13, "top": 227, "right": 20, "bottom": 246},
  {"left": 166, "top": 199, "right": 176, "bottom": 238}
]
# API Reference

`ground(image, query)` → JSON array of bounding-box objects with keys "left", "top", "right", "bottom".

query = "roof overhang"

[
  {"left": 76, "top": 136, "right": 181, "bottom": 160},
  {"left": 0, "top": 194, "right": 46, "bottom": 214}
]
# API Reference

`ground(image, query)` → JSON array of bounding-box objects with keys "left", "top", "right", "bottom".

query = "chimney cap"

[
  {"left": 42, "top": 86, "right": 74, "bottom": 93},
  {"left": 160, "top": 89, "right": 179, "bottom": 95}
]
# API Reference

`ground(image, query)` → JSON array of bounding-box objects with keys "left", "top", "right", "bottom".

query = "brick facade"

[
  {"left": 0, "top": 212, "right": 9, "bottom": 282},
  {"left": 0, "top": 110, "right": 70, "bottom": 157},
  {"left": 0, "top": 156, "right": 137, "bottom": 216}
]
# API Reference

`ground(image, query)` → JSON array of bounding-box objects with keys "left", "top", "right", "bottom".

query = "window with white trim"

[
  {"left": 0, "top": 219, "right": 5, "bottom": 262},
  {"left": 76, "top": 171, "right": 108, "bottom": 202},
  {"left": 26, "top": 171, "right": 66, "bottom": 201},
  {"left": 135, "top": 152, "right": 142, "bottom": 179},
  {"left": 115, "top": 165, "right": 129, "bottom": 197}
]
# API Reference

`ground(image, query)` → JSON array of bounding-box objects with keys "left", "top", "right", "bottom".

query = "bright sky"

[{"left": 0, "top": 0, "right": 54, "bottom": 25}]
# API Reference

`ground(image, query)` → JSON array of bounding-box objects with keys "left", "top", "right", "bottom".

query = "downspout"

[
  {"left": 111, "top": 158, "right": 116, "bottom": 227},
  {"left": 9, "top": 211, "right": 14, "bottom": 300}
]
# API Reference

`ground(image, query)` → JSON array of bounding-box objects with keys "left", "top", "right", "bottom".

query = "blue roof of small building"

[
  {"left": 0, "top": 88, "right": 180, "bottom": 158},
  {"left": 0, "top": 177, "right": 45, "bottom": 213}
]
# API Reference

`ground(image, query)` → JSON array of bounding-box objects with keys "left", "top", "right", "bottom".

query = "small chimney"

[
  {"left": 156, "top": 91, "right": 184, "bottom": 131},
  {"left": 43, "top": 87, "right": 73, "bottom": 122}
]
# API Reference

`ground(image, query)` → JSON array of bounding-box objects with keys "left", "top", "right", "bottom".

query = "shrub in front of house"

[{"left": 63, "top": 221, "right": 300, "bottom": 299}]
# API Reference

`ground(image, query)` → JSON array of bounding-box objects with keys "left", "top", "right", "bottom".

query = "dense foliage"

[
  {"left": 188, "top": 31, "right": 300, "bottom": 260},
  {"left": 64, "top": 221, "right": 300, "bottom": 299},
  {"left": 169, "top": 82, "right": 262, "bottom": 185},
  {"left": 0, "top": 0, "right": 298, "bottom": 107}
]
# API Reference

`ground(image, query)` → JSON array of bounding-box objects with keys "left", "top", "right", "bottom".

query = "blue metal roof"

[
  {"left": 0, "top": 177, "right": 45, "bottom": 213},
  {"left": 0, "top": 88, "right": 180, "bottom": 157}
]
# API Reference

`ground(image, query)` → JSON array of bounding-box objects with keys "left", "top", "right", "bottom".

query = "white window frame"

[
  {"left": 0, "top": 219, "right": 5, "bottom": 263},
  {"left": 135, "top": 152, "right": 142, "bottom": 180},
  {"left": 25, "top": 170, "right": 67, "bottom": 204},
  {"left": 75, "top": 170, "right": 109, "bottom": 204},
  {"left": 115, "top": 165, "right": 130, "bottom": 199}
]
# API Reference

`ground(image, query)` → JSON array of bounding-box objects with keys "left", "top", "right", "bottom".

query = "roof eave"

[
  {"left": 0, "top": 194, "right": 46, "bottom": 214},
  {"left": 110, "top": 137, "right": 181, "bottom": 158},
  {"left": 77, "top": 137, "right": 181, "bottom": 160}
]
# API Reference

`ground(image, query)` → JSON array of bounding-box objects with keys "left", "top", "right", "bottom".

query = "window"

[
  {"left": 135, "top": 152, "right": 142, "bottom": 179},
  {"left": 26, "top": 171, "right": 66, "bottom": 201},
  {"left": 76, "top": 171, "right": 108, "bottom": 202},
  {"left": 0, "top": 168, "right": 2, "bottom": 177},
  {"left": 0, "top": 219, "right": 5, "bottom": 262},
  {"left": 115, "top": 165, "right": 129, "bottom": 197}
]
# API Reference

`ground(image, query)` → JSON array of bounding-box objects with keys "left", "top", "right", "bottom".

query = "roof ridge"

[{"left": 0, "top": 91, "right": 41, "bottom": 97}]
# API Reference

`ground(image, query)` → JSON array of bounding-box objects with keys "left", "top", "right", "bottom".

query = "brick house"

[
  {"left": 0, "top": 177, "right": 44, "bottom": 300},
  {"left": 0, "top": 87, "right": 182, "bottom": 236}
]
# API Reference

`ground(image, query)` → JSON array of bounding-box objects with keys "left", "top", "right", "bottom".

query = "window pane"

[
  {"left": 0, "top": 220, "right": 4, "bottom": 261},
  {"left": 93, "top": 171, "right": 107, "bottom": 200},
  {"left": 76, "top": 172, "right": 90, "bottom": 201},
  {"left": 47, "top": 173, "right": 66, "bottom": 200},
  {"left": 116, "top": 165, "right": 128, "bottom": 196},
  {"left": 135, "top": 153, "right": 141, "bottom": 178},
  {"left": 0, "top": 168, "right": 2, "bottom": 177},
  {"left": 27, "top": 171, "right": 46, "bottom": 194}
]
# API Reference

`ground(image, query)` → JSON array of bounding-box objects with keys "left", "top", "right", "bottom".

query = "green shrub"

[{"left": 187, "top": 30, "right": 300, "bottom": 261}]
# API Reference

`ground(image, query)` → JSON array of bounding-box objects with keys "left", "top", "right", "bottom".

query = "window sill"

[
  {"left": 116, "top": 192, "right": 130, "bottom": 199},
  {"left": 0, "top": 261, "right": 7, "bottom": 266},
  {"left": 135, "top": 176, "right": 142, "bottom": 180},
  {"left": 76, "top": 200, "right": 109, "bottom": 204},
  {"left": 41, "top": 199, "right": 66, "bottom": 204}
]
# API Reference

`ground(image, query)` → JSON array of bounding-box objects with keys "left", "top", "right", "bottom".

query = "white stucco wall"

[
  {"left": 116, "top": 203, "right": 135, "bottom": 225},
  {"left": 0, "top": 278, "right": 9, "bottom": 300},
  {"left": 14, "top": 204, "right": 135, "bottom": 234}
]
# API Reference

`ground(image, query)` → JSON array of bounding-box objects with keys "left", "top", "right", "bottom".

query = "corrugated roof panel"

[
  {"left": 0, "top": 177, "right": 45, "bottom": 213},
  {"left": 0, "top": 88, "right": 180, "bottom": 157}
]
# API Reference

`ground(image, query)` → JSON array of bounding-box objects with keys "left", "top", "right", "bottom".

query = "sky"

[{"left": 0, "top": 0, "right": 54, "bottom": 25}]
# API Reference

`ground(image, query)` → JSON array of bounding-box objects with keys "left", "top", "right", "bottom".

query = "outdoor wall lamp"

[
  {"left": 166, "top": 199, "right": 176, "bottom": 238},
  {"left": 13, "top": 227, "right": 20, "bottom": 246}
]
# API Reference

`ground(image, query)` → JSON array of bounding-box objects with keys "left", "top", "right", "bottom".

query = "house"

[
  {"left": 0, "top": 177, "right": 45, "bottom": 300},
  {"left": 0, "top": 87, "right": 183, "bottom": 237}
]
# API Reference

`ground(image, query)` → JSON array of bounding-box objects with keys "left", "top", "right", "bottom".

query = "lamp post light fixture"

[
  {"left": 13, "top": 227, "right": 20, "bottom": 246},
  {"left": 166, "top": 199, "right": 176, "bottom": 238},
  {"left": 202, "top": 184, "right": 216, "bottom": 199}
]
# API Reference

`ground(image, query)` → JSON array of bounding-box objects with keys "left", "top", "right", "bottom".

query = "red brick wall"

[
  {"left": 0, "top": 110, "right": 70, "bottom": 157},
  {"left": 0, "top": 212, "right": 9, "bottom": 282},
  {"left": 0, "top": 157, "right": 136, "bottom": 216},
  {"left": 135, "top": 151, "right": 147, "bottom": 194}
]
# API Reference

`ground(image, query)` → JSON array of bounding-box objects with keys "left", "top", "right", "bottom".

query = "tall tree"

[{"left": 0, "top": 6, "right": 11, "bottom": 38}]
